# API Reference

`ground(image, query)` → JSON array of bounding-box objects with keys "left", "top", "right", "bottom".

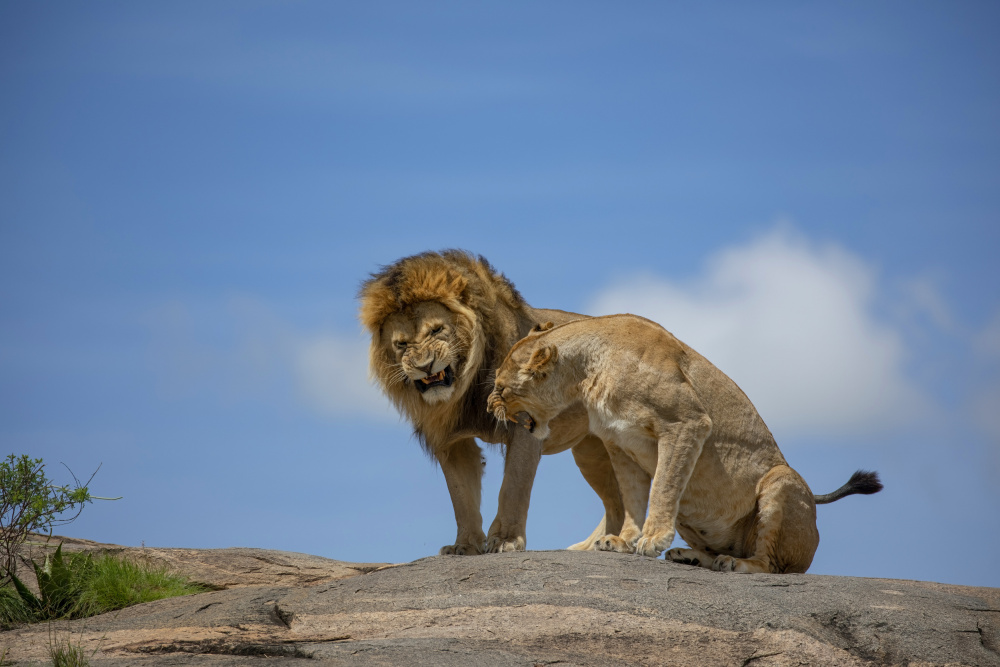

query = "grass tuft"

[
  {"left": 0, "top": 586, "right": 33, "bottom": 628},
  {"left": 49, "top": 640, "right": 90, "bottom": 667},
  {"left": 71, "top": 553, "right": 207, "bottom": 618},
  {"left": 49, "top": 640, "right": 89, "bottom": 667},
  {"left": 2, "top": 548, "right": 208, "bottom": 627}
]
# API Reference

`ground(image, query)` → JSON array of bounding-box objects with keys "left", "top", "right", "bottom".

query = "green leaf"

[
  {"left": 29, "top": 544, "right": 83, "bottom": 618},
  {"left": 9, "top": 570, "right": 43, "bottom": 614}
]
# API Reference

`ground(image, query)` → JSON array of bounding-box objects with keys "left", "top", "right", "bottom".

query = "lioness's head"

[{"left": 488, "top": 332, "right": 563, "bottom": 440}]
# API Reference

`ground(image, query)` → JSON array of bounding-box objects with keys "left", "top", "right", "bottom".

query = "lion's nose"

[{"left": 417, "top": 359, "right": 436, "bottom": 375}]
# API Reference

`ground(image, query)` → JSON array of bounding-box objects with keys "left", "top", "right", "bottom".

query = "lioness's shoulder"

[{"left": 547, "top": 313, "right": 674, "bottom": 343}]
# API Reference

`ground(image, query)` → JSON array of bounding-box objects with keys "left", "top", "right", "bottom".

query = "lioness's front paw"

[
  {"left": 485, "top": 535, "right": 526, "bottom": 553},
  {"left": 712, "top": 555, "right": 737, "bottom": 572},
  {"left": 439, "top": 542, "right": 484, "bottom": 556},
  {"left": 666, "top": 548, "right": 705, "bottom": 567},
  {"left": 635, "top": 531, "right": 674, "bottom": 558},
  {"left": 592, "top": 534, "right": 635, "bottom": 554}
]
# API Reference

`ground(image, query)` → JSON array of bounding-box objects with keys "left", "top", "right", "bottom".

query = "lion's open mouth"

[{"left": 415, "top": 365, "right": 455, "bottom": 393}]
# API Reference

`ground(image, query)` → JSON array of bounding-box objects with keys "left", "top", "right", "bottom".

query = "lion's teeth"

[{"left": 421, "top": 369, "right": 445, "bottom": 384}]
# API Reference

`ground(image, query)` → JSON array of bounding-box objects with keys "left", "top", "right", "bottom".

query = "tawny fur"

[
  {"left": 489, "top": 314, "right": 882, "bottom": 574},
  {"left": 358, "top": 250, "right": 625, "bottom": 555}
]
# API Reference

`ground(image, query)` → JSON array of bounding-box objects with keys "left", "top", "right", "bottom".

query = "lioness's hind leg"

[
  {"left": 714, "top": 466, "right": 819, "bottom": 574},
  {"left": 569, "top": 517, "right": 610, "bottom": 552},
  {"left": 665, "top": 547, "right": 714, "bottom": 568}
]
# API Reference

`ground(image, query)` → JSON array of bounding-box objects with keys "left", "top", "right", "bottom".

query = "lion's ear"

[
  {"left": 530, "top": 321, "right": 555, "bottom": 334},
  {"left": 444, "top": 270, "right": 469, "bottom": 300},
  {"left": 526, "top": 345, "right": 558, "bottom": 376}
]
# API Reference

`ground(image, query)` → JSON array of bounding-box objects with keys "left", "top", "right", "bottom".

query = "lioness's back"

[{"left": 557, "top": 314, "right": 781, "bottom": 456}]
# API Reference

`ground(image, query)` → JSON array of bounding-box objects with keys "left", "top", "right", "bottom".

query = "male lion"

[
  {"left": 488, "top": 314, "right": 882, "bottom": 574},
  {"left": 358, "top": 250, "right": 625, "bottom": 555}
]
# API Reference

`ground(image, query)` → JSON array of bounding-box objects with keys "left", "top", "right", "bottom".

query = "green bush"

[
  {"left": 3, "top": 544, "right": 207, "bottom": 625},
  {"left": 9, "top": 544, "right": 91, "bottom": 620},
  {"left": 0, "top": 454, "right": 111, "bottom": 584}
]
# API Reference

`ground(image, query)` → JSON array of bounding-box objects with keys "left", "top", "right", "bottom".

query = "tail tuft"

[
  {"left": 846, "top": 469, "right": 883, "bottom": 495},
  {"left": 814, "top": 469, "right": 884, "bottom": 505}
]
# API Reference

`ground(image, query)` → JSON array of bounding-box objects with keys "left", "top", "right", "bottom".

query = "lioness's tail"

[{"left": 814, "top": 469, "right": 883, "bottom": 505}]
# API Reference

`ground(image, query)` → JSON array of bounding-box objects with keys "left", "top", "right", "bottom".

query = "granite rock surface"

[{"left": 3, "top": 538, "right": 998, "bottom": 666}]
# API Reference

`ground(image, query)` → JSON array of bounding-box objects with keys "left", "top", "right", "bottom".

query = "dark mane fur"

[{"left": 358, "top": 249, "right": 534, "bottom": 455}]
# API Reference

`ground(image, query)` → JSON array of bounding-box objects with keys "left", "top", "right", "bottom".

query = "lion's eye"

[
  {"left": 430, "top": 325, "right": 443, "bottom": 336},
  {"left": 394, "top": 340, "right": 407, "bottom": 350}
]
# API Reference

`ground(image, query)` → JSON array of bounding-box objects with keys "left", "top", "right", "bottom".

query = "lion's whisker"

[{"left": 383, "top": 364, "right": 411, "bottom": 387}]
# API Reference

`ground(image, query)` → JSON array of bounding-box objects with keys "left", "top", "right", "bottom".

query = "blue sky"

[{"left": 2, "top": 2, "right": 998, "bottom": 587}]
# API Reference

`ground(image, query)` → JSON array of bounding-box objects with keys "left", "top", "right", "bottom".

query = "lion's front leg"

[
  {"left": 485, "top": 429, "right": 543, "bottom": 553},
  {"left": 567, "top": 435, "right": 624, "bottom": 551},
  {"left": 437, "top": 438, "right": 486, "bottom": 555},
  {"left": 595, "top": 439, "right": 649, "bottom": 555}
]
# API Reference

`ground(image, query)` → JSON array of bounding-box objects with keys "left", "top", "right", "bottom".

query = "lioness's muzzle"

[{"left": 488, "top": 397, "right": 535, "bottom": 433}]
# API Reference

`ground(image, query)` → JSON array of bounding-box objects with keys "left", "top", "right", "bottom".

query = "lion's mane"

[{"left": 358, "top": 250, "right": 528, "bottom": 451}]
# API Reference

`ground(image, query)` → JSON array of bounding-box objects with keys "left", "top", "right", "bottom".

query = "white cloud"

[
  {"left": 971, "top": 312, "right": 1000, "bottom": 443},
  {"left": 293, "top": 334, "right": 397, "bottom": 421},
  {"left": 146, "top": 297, "right": 397, "bottom": 422},
  {"left": 974, "top": 311, "right": 1000, "bottom": 361},
  {"left": 972, "top": 387, "right": 1000, "bottom": 442},
  {"left": 588, "top": 228, "right": 925, "bottom": 439}
]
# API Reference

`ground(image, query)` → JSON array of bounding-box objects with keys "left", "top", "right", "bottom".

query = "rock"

[
  {"left": 16, "top": 534, "right": 388, "bottom": 590},
  {"left": 2, "top": 542, "right": 997, "bottom": 666}
]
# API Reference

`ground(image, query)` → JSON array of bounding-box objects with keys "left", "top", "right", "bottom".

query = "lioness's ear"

[
  {"left": 526, "top": 345, "right": 558, "bottom": 375},
  {"left": 531, "top": 321, "right": 555, "bottom": 334}
]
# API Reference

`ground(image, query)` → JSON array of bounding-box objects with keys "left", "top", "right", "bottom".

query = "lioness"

[
  {"left": 488, "top": 315, "right": 882, "bottom": 573},
  {"left": 359, "top": 250, "right": 625, "bottom": 555}
]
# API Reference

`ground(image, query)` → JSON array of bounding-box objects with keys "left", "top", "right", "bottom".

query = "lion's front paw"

[
  {"left": 635, "top": 531, "right": 674, "bottom": 558},
  {"left": 485, "top": 535, "right": 526, "bottom": 553},
  {"left": 592, "top": 534, "right": 635, "bottom": 554},
  {"left": 439, "top": 542, "right": 484, "bottom": 556}
]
